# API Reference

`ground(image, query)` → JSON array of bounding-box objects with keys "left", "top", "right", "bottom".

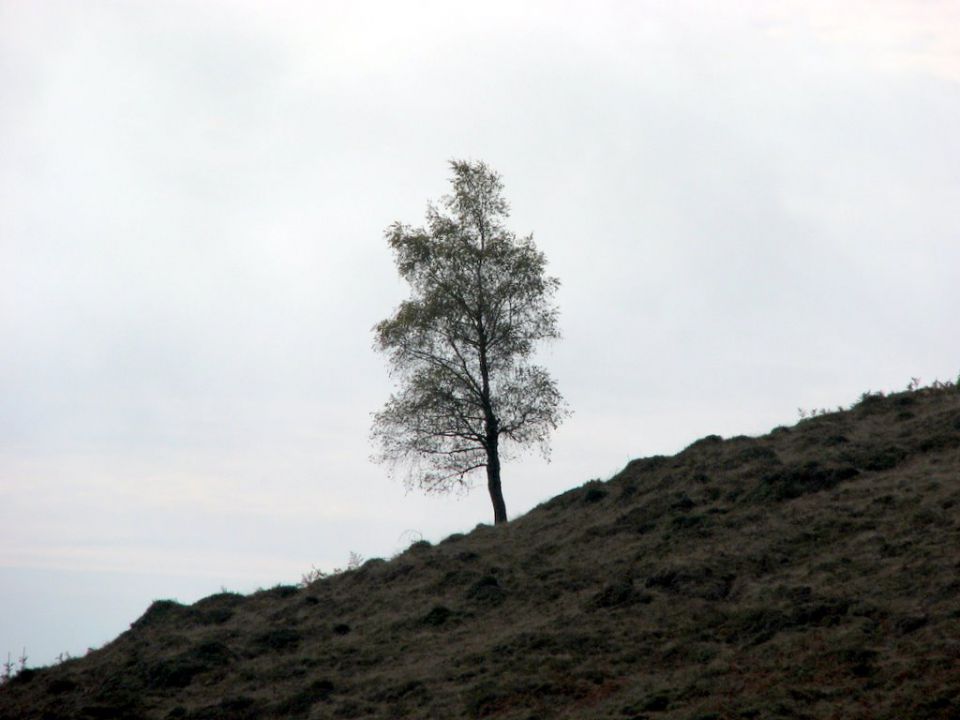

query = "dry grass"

[{"left": 2, "top": 385, "right": 959, "bottom": 719}]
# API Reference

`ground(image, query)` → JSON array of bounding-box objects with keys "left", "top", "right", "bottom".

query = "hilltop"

[{"left": 1, "top": 385, "right": 959, "bottom": 719}]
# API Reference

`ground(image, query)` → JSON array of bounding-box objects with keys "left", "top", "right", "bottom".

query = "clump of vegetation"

[
  {"left": 753, "top": 461, "right": 859, "bottom": 501},
  {"left": 299, "top": 551, "right": 365, "bottom": 587},
  {"left": 797, "top": 373, "right": 960, "bottom": 421},
  {"left": 0, "top": 650, "right": 27, "bottom": 686}
]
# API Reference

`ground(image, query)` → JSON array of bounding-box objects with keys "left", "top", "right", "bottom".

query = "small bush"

[
  {"left": 421, "top": 606, "right": 453, "bottom": 627},
  {"left": 467, "top": 576, "right": 506, "bottom": 607},
  {"left": 858, "top": 445, "right": 907, "bottom": 472},
  {"left": 8, "top": 667, "right": 36, "bottom": 685},
  {"left": 193, "top": 592, "right": 243, "bottom": 626},
  {"left": 264, "top": 584, "right": 299, "bottom": 599},
  {"left": 49, "top": 677, "right": 78, "bottom": 694},
  {"left": 855, "top": 390, "right": 888, "bottom": 415},
  {"left": 299, "top": 565, "right": 327, "bottom": 586},
  {"left": 753, "top": 462, "right": 858, "bottom": 501},
  {"left": 683, "top": 434, "right": 723, "bottom": 453},
  {"left": 583, "top": 484, "right": 608, "bottom": 504},
  {"left": 621, "top": 455, "right": 669, "bottom": 476},
  {"left": 131, "top": 599, "right": 190, "bottom": 630}
]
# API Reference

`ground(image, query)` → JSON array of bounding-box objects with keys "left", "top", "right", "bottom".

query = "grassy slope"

[{"left": 1, "top": 386, "right": 959, "bottom": 720}]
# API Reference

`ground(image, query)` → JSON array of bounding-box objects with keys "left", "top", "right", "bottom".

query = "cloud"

[
  {"left": 762, "top": 0, "right": 960, "bottom": 82},
  {"left": 0, "top": 541, "right": 302, "bottom": 581}
]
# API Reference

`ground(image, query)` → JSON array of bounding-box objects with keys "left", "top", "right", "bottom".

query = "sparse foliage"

[
  {"left": 299, "top": 551, "right": 366, "bottom": 587},
  {"left": 299, "top": 565, "right": 327, "bottom": 587},
  {"left": 797, "top": 406, "right": 840, "bottom": 420},
  {"left": 0, "top": 649, "right": 25, "bottom": 685},
  {"left": 800, "top": 374, "right": 960, "bottom": 422},
  {"left": 372, "top": 160, "right": 568, "bottom": 524}
]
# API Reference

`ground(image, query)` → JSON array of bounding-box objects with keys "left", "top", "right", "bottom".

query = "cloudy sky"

[{"left": 2, "top": 0, "right": 958, "bottom": 666}]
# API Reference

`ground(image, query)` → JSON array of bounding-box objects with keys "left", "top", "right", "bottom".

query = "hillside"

[{"left": 1, "top": 385, "right": 959, "bottom": 719}]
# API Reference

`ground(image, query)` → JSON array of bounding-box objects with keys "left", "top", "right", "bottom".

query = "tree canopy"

[{"left": 372, "top": 160, "right": 567, "bottom": 524}]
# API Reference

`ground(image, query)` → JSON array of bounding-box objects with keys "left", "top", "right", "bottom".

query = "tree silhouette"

[{"left": 372, "top": 160, "right": 567, "bottom": 524}]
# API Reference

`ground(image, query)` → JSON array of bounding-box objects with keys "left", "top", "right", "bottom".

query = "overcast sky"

[{"left": 2, "top": 0, "right": 958, "bottom": 667}]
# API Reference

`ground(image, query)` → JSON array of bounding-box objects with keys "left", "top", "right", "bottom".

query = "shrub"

[
  {"left": 131, "top": 599, "right": 190, "bottom": 630},
  {"left": 467, "top": 576, "right": 506, "bottom": 607},
  {"left": 583, "top": 482, "right": 608, "bottom": 504},
  {"left": 421, "top": 606, "right": 453, "bottom": 627},
  {"left": 753, "top": 462, "right": 859, "bottom": 501}
]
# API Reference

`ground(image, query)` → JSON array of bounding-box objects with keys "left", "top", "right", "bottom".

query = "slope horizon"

[
  {"left": 3, "top": 373, "right": 959, "bottom": 672},
  {"left": 2, "top": 379, "right": 958, "bottom": 719}
]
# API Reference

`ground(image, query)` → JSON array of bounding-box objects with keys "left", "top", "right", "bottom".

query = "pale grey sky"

[{"left": 2, "top": 0, "right": 958, "bottom": 666}]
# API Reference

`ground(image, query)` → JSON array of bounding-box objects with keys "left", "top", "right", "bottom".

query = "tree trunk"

[
  {"left": 485, "top": 436, "right": 507, "bottom": 524},
  {"left": 476, "top": 255, "right": 506, "bottom": 524}
]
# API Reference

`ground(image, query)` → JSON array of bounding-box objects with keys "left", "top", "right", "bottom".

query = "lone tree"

[{"left": 372, "top": 160, "right": 567, "bottom": 525}]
